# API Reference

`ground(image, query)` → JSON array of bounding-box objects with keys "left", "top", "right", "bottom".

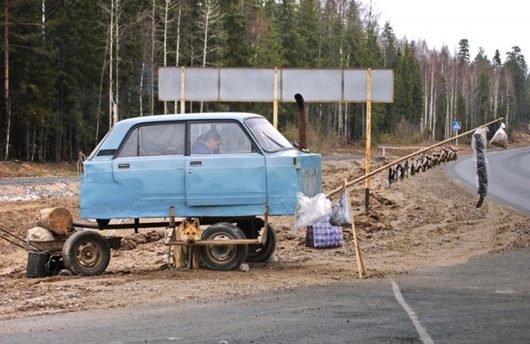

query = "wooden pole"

[
  {"left": 179, "top": 67, "right": 185, "bottom": 114},
  {"left": 326, "top": 117, "right": 504, "bottom": 199},
  {"left": 344, "top": 180, "right": 366, "bottom": 278},
  {"left": 364, "top": 69, "right": 372, "bottom": 213},
  {"left": 273, "top": 67, "right": 279, "bottom": 128}
]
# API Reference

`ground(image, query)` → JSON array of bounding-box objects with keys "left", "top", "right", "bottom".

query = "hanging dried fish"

[
  {"left": 472, "top": 128, "right": 488, "bottom": 208},
  {"left": 388, "top": 167, "right": 395, "bottom": 186}
]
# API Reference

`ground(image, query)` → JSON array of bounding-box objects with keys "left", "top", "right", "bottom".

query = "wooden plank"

[{"left": 165, "top": 239, "right": 260, "bottom": 246}]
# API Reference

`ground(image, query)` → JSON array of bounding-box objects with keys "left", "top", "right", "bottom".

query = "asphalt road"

[
  {"left": 1, "top": 246, "right": 529, "bottom": 344},
  {"left": 445, "top": 146, "right": 530, "bottom": 214}
]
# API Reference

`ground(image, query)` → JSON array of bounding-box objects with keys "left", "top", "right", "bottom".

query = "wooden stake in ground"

[
  {"left": 343, "top": 180, "right": 366, "bottom": 278},
  {"left": 36, "top": 207, "right": 73, "bottom": 236}
]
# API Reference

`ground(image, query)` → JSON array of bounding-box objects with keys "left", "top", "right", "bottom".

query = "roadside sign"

[
  {"left": 158, "top": 67, "right": 394, "bottom": 103},
  {"left": 452, "top": 121, "right": 462, "bottom": 131}
]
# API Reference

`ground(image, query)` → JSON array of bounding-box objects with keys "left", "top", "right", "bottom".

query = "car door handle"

[
  {"left": 118, "top": 163, "right": 130, "bottom": 169},
  {"left": 190, "top": 160, "right": 202, "bottom": 166}
]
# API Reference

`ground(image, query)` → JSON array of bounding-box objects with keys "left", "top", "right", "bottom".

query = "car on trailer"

[{"left": 73, "top": 112, "right": 322, "bottom": 273}]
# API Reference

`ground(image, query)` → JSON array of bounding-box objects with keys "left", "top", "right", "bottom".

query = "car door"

[
  {"left": 111, "top": 122, "right": 186, "bottom": 216},
  {"left": 185, "top": 121, "right": 267, "bottom": 207}
]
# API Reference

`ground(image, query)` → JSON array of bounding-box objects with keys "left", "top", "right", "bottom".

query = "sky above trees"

[{"left": 366, "top": 0, "right": 529, "bottom": 61}]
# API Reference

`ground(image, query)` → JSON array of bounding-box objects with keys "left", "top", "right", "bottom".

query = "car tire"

[
  {"left": 238, "top": 219, "right": 277, "bottom": 263},
  {"left": 62, "top": 230, "right": 111, "bottom": 275},
  {"left": 199, "top": 222, "right": 248, "bottom": 271}
]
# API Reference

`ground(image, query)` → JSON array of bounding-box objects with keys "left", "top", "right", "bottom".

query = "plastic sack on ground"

[
  {"left": 293, "top": 192, "right": 331, "bottom": 230},
  {"left": 489, "top": 122, "right": 508, "bottom": 148},
  {"left": 330, "top": 189, "right": 352, "bottom": 226}
]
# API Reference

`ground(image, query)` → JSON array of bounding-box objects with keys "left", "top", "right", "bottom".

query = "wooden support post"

[
  {"left": 364, "top": 69, "right": 373, "bottom": 213},
  {"left": 179, "top": 67, "right": 185, "bottom": 114},
  {"left": 134, "top": 218, "right": 139, "bottom": 234},
  {"left": 273, "top": 68, "right": 279, "bottom": 128},
  {"left": 169, "top": 206, "right": 176, "bottom": 229},
  {"left": 343, "top": 180, "right": 366, "bottom": 279},
  {"left": 259, "top": 206, "right": 270, "bottom": 245}
]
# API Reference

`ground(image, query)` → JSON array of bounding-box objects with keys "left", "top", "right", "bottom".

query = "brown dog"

[{"left": 172, "top": 218, "right": 202, "bottom": 269}]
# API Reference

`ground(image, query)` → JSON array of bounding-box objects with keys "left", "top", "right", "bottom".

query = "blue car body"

[{"left": 80, "top": 112, "right": 322, "bottom": 221}]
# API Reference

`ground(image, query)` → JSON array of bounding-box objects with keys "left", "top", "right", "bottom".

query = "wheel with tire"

[
  {"left": 62, "top": 230, "right": 111, "bottom": 275},
  {"left": 238, "top": 219, "right": 277, "bottom": 262},
  {"left": 199, "top": 223, "right": 248, "bottom": 271}
]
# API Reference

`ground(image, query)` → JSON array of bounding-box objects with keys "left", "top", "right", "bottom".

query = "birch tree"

[
  {"left": 197, "top": 0, "right": 225, "bottom": 112},
  {"left": 491, "top": 50, "right": 502, "bottom": 119},
  {"left": 3, "top": 0, "right": 10, "bottom": 160},
  {"left": 197, "top": 0, "right": 225, "bottom": 68},
  {"left": 160, "top": 0, "right": 179, "bottom": 114}
]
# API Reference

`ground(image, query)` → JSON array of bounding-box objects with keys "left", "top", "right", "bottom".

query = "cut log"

[{"left": 36, "top": 207, "right": 73, "bottom": 235}]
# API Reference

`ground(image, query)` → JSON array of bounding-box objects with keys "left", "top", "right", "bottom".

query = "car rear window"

[{"left": 118, "top": 123, "right": 185, "bottom": 157}]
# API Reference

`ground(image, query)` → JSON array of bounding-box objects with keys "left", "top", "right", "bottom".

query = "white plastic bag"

[
  {"left": 330, "top": 190, "right": 352, "bottom": 226},
  {"left": 293, "top": 192, "right": 331, "bottom": 230},
  {"left": 489, "top": 122, "right": 508, "bottom": 148}
]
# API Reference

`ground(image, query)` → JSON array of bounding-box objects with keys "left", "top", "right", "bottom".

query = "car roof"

[
  {"left": 116, "top": 112, "right": 263, "bottom": 127},
  {"left": 96, "top": 112, "right": 265, "bottom": 152}
]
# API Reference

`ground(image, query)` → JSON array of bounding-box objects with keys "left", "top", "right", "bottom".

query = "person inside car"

[{"left": 191, "top": 130, "right": 222, "bottom": 154}]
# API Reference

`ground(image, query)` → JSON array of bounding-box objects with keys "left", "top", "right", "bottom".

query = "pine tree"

[
  {"left": 221, "top": 0, "right": 255, "bottom": 67},
  {"left": 296, "top": 0, "right": 320, "bottom": 67},
  {"left": 457, "top": 39, "right": 470, "bottom": 64},
  {"left": 363, "top": 21, "right": 382, "bottom": 67},
  {"left": 381, "top": 21, "right": 397, "bottom": 68},
  {"left": 343, "top": 1, "right": 364, "bottom": 68},
  {"left": 473, "top": 49, "right": 492, "bottom": 125},
  {"left": 253, "top": 1, "right": 283, "bottom": 67},
  {"left": 505, "top": 46, "right": 530, "bottom": 125},
  {"left": 278, "top": 0, "right": 303, "bottom": 67}
]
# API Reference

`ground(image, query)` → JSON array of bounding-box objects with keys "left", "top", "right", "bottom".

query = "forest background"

[{"left": 1, "top": 0, "right": 529, "bottom": 162}]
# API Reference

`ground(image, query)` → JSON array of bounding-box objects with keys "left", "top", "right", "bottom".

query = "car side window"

[
  {"left": 190, "top": 122, "right": 253, "bottom": 155},
  {"left": 118, "top": 123, "right": 185, "bottom": 157}
]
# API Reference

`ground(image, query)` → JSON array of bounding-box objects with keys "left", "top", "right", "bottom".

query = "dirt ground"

[{"left": 1, "top": 137, "right": 529, "bottom": 321}]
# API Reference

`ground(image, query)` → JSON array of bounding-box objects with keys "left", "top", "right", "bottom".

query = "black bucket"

[{"left": 26, "top": 251, "right": 50, "bottom": 278}]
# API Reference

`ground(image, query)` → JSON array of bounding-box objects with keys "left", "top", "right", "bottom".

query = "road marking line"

[{"left": 390, "top": 278, "right": 434, "bottom": 344}]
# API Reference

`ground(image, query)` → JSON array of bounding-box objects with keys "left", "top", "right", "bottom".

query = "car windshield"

[{"left": 245, "top": 117, "right": 294, "bottom": 152}]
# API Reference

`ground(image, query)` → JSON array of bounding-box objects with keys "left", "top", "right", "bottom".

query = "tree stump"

[{"left": 36, "top": 207, "right": 73, "bottom": 236}]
